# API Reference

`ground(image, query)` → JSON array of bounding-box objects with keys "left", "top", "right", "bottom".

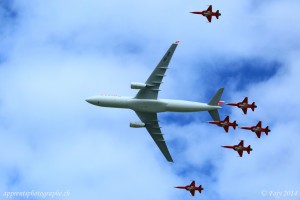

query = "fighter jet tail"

[
  {"left": 208, "top": 87, "right": 224, "bottom": 121},
  {"left": 216, "top": 10, "right": 220, "bottom": 19},
  {"left": 246, "top": 145, "right": 252, "bottom": 154}
]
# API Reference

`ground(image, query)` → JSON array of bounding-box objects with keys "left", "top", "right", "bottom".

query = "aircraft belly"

[
  {"left": 130, "top": 99, "right": 167, "bottom": 113},
  {"left": 95, "top": 96, "right": 131, "bottom": 109},
  {"left": 163, "top": 100, "right": 212, "bottom": 112}
]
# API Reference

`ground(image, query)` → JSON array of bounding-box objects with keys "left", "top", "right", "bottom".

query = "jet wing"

[
  {"left": 255, "top": 131, "right": 262, "bottom": 138},
  {"left": 242, "top": 107, "right": 248, "bottom": 114},
  {"left": 223, "top": 126, "right": 229, "bottom": 133},
  {"left": 135, "top": 111, "right": 173, "bottom": 162},
  {"left": 135, "top": 41, "right": 179, "bottom": 99},
  {"left": 238, "top": 150, "right": 243, "bottom": 157},
  {"left": 257, "top": 121, "right": 262, "bottom": 127},
  {"left": 238, "top": 140, "right": 244, "bottom": 146},
  {"left": 190, "top": 190, "right": 195, "bottom": 196},
  {"left": 242, "top": 97, "right": 248, "bottom": 104},
  {"left": 207, "top": 5, "right": 212, "bottom": 12},
  {"left": 190, "top": 180, "right": 195, "bottom": 187},
  {"left": 206, "top": 15, "right": 212, "bottom": 23}
]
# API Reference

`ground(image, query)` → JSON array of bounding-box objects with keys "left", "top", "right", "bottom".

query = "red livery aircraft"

[
  {"left": 222, "top": 140, "right": 252, "bottom": 157},
  {"left": 190, "top": 5, "right": 221, "bottom": 23},
  {"left": 240, "top": 121, "right": 271, "bottom": 138},
  {"left": 175, "top": 180, "right": 204, "bottom": 196},
  {"left": 227, "top": 97, "right": 257, "bottom": 114},
  {"left": 208, "top": 116, "right": 238, "bottom": 133}
]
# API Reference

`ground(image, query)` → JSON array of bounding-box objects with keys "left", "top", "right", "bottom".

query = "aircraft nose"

[{"left": 85, "top": 96, "right": 98, "bottom": 105}]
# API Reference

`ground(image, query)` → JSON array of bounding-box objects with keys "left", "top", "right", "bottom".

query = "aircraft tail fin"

[
  {"left": 247, "top": 145, "right": 252, "bottom": 154},
  {"left": 198, "top": 185, "right": 204, "bottom": 193},
  {"left": 232, "top": 121, "right": 238, "bottom": 130},
  {"left": 265, "top": 126, "right": 270, "bottom": 135},
  {"left": 216, "top": 10, "right": 220, "bottom": 19},
  {"left": 251, "top": 102, "right": 257, "bottom": 111},
  {"left": 208, "top": 87, "right": 224, "bottom": 121}
]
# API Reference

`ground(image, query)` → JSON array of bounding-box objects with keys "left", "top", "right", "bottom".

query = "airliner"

[{"left": 86, "top": 41, "right": 224, "bottom": 162}]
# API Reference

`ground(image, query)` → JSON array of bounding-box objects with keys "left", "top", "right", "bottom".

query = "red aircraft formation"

[
  {"left": 176, "top": 96, "right": 271, "bottom": 195},
  {"left": 175, "top": 180, "right": 204, "bottom": 196},
  {"left": 206, "top": 97, "right": 271, "bottom": 158},
  {"left": 222, "top": 140, "right": 253, "bottom": 157},
  {"left": 175, "top": 5, "right": 272, "bottom": 196},
  {"left": 190, "top": 5, "right": 221, "bottom": 23}
]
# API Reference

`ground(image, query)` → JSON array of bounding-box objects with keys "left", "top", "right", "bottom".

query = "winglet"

[{"left": 175, "top": 40, "right": 180, "bottom": 44}]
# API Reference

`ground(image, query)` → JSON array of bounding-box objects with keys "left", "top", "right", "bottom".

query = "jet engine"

[
  {"left": 131, "top": 82, "right": 147, "bottom": 89},
  {"left": 130, "top": 121, "right": 146, "bottom": 128}
]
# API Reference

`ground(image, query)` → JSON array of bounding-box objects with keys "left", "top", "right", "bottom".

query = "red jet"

[
  {"left": 222, "top": 140, "right": 252, "bottom": 157},
  {"left": 175, "top": 180, "right": 204, "bottom": 196},
  {"left": 190, "top": 5, "right": 221, "bottom": 23},
  {"left": 240, "top": 121, "right": 271, "bottom": 138},
  {"left": 227, "top": 97, "right": 257, "bottom": 114},
  {"left": 208, "top": 116, "right": 238, "bottom": 133}
]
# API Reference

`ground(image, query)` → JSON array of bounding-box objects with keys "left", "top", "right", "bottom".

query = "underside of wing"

[
  {"left": 135, "top": 111, "right": 173, "bottom": 162},
  {"left": 206, "top": 15, "right": 212, "bottom": 23},
  {"left": 190, "top": 181, "right": 195, "bottom": 187},
  {"left": 242, "top": 108, "right": 248, "bottom": 114},
  {"left": 207, "top": 5, "right": 212, "bottom": 12},
  {"left": 224, "top": 126, "right": 229, "bottom": 133},
  {"left": 242, "top": 97, "right": 248, "bottom": 104},
  {"left": 238, "top": 150, "right": 243, "bottom": 157},
  {"left": 135, "top": 41, "right": 179, "bottom": 100},
  {"left": 190, "top": 190, "right": 195, "bottom": 196},
  {"left": 256, "top": 131, "right": 261, "bottom": 138},
  {"left": 238, "top": 140, "right": 244, "bottom": 146}
]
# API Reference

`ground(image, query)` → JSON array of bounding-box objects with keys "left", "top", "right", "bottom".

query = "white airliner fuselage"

[{"left": 86, "top": 95, "right": 221, "bottom": 113}]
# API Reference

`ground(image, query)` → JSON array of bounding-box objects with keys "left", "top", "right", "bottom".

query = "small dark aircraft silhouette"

[
  {"left": 190, "top": 5, "right": 221, "bottom": 23},
  {"left": 240, "top": 121, "right": 271, "bottom": 138},
  {"left": 222, "top": 140, "right": 253, "bottom": 157},
  {"left": 227, "top": 97, "right": 257, "bottom": 114},
  {"left": 208, "top": 116, "right": 238, "bottom": 132},
  {"left": 175, "top": 180, "right": 204, "bottom": 196}
]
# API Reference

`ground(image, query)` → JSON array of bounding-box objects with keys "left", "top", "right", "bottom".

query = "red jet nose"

[
  {"left": 222, "top": 146, "right": 232, "bottom": 149},
  {"left": 190, "top": 11, "right": 201, "bottom": 14}
]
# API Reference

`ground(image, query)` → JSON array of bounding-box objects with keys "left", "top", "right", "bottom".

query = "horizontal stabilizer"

[{"left": 208, "top": 110, "right": 220, "bottom": 121}]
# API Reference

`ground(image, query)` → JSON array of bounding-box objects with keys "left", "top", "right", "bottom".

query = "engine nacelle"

[
  {"left": 130, "top": 121, "right": 146, "bottom": 128},
  {"left": 131, "top": 82, "right": 147, "bottom": 89}
]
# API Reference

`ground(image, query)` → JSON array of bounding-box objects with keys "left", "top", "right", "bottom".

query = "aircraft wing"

[
  {"left": 242, "top": 97, "right": 248, "bottom": 104},
  {"left": 255, "top": 131, "right": 262, "bottom": 138},
  {"left": 207, "top": 5, "right": 212, "bottom": 12},
  {"left": 224, "top": 126, "right": 229, "bottom": 133},
  {"left": 206, "top": 15, "right": 212, "bottom": 23},
  {"left": 257, "top": 121, "right": 262, "bottom": 127},
  {"left": 238, "top": 140, "right": 244, "bottom": 146},
  {"left": 238, "top": 150, "right": 243, "bottom": 157},
  {"left": 135, "top": 41, "right": 179, "bottom": 99},
  {"left": 242, "top": 107, "right": 248, "bottom": 114},
  {"left": 135, "top": 111, "right": 173, "bottom": 162},
  {"left": 190, "top": 180, "right": 195, "bottom": 187},
  {"left": 190, "top": 190, "right": 195, "bottom": 196}
]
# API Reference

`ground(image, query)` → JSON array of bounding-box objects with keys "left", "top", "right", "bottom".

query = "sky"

[{"left": 0, "top": 0, "right": 300, "bottom": 200}]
